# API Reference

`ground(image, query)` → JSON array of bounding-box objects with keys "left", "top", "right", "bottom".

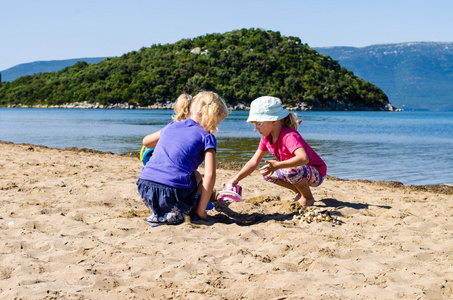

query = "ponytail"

[
  {"left": 281, "top": 112, "right": 298, "bottom": 130},
  {"left": 191, "top": 91, "right": 229, "bottom": 134},
  {"left": 172, "top": 94, "right": 192, "bottom": 122}
]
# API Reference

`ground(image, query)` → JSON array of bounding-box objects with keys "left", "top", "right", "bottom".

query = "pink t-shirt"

[{"left": 258, "top": 126, "right": 327, "bottom": 176}]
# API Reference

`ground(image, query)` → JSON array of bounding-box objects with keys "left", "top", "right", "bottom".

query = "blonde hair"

[
  {"left": 172, "top": 93, "right": 192, "bottom": 122},
  {"left": 281, "top": 112, "right": 298, "bottom": 130},
  {"left": 190, "top": 91, "right": 229, "bottom": 134}
]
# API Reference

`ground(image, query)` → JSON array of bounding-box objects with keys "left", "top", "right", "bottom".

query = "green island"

[{"left": 0, "top": 28, "right": 393, "bottom": 110}]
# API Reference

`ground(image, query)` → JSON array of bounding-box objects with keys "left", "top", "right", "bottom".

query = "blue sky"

[{"left": 1, "top": 0, "right": 452, "bottom": 71}]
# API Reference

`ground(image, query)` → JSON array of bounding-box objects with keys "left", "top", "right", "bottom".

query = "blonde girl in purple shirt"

[
  {"left": 137, "top": 91, "right": 229, "bottom": 226},
  {"left": 226, "top": 96, "right": 326, "bottom": 206}
]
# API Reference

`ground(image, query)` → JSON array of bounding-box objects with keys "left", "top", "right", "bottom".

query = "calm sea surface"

[{"left": 1, "top": 108, "right": 452, "bottom": 186}]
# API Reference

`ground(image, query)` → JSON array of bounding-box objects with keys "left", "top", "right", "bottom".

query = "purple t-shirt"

[
  {"left": 258, "top": 126, "right": 327, "bottom": 176},
  {"left": 139, "top": 119, "right": 216, "bottom": 189}
]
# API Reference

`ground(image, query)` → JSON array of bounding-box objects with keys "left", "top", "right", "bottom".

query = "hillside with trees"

[{"left": 0, "top": 28, "right": 391, "bottom": 110}]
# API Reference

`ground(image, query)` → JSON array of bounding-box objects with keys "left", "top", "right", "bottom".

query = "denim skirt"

[{"left": 136, "top": 175, "right": 198, "bottom": 227}]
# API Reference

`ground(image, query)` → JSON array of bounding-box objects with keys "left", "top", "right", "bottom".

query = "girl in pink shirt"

[{"left": 227, "top": 96, "right": 326, "bottom": 206}]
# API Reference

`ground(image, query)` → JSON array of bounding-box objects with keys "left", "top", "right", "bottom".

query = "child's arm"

[
  {"left": 196, "top": 148, "right": 216, "bottom": 220},
  {"left": 260, "top": 147, "right": 308, "bottom": 175},
  {"left": 142, "top": 130, "right": 161, "bottom": 148},
  {"left": 230, "top": 149, "right": 267, "bottom": 185}
]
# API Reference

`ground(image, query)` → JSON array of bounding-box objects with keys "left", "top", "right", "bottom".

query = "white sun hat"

[{"left": 246, "top": 96, "right": 290, "bottom": 122}]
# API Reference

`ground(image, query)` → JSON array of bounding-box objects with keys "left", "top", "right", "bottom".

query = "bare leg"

[
  {"left": 273, "top": 179, "right": 301, "bottom": 201},
  {"left": 189, "top": 171, "right": 204, "bottom": 218},
  {"left": 195, "top": 170, "right": 215, "bottom": 202},
  {"left": 293, "top": 178, "right": 314, "bottom": 206},
  {"left": 264, "top": 171, "right": 315, "bottom": 205}
]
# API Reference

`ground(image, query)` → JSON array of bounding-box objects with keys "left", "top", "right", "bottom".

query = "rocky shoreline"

[{"left": 7, "top": 100, "right": 400, "bottom": 111}]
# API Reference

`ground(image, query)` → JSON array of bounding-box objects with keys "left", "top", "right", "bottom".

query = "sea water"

[{"left": 1, "top": 108, "right": 452, "bottom": 186}]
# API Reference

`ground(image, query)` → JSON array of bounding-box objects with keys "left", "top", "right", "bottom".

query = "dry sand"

[{"left": 1, "top": 141, "right": 452, "bottom": 299}]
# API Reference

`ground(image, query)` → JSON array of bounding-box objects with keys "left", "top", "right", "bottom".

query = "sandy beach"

[{"left": 1, "top": 141, "right": 452, "bottom": 299}]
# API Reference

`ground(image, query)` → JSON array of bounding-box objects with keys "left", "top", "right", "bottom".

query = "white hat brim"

[{"left": 246, "top": 110, "right": 290, "bottom": 122}]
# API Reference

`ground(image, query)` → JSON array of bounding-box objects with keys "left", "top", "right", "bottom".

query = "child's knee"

[
  {"left": 293, "top": 177, "right": 309, "bottom": 187},
  {"left": 262, "top": 174, "right": 277, "bottom": 184},
  {"left": 284, "top": 173, "right": 306, "bottom": 186}
]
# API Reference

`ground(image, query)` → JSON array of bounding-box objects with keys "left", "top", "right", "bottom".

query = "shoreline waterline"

[
  {"left": 4, "top": 99, "right": 400, "bottom": 111},
  {"left": 3, "top": 140, "right": 452, "bottom": 194},
  {"left": 1, "top": 108, "right": 452, "bottom": 186}
]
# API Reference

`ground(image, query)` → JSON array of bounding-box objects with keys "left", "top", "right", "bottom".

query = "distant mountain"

[
  {"left": 315, "top": 42, "right": 453, "bottom": 111},
  {"left": 0, "top": 57, "right": 109, "bottom": 82}
]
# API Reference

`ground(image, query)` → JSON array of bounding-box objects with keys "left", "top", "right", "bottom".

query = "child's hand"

[
  {"left": 259, "top": 164, "right": 272, "bottom": 176},
  {"left": 196, "top": 208, "right": 208, "bottom": 220},
  {"left": 260, "top": 160, "right": 278, "bottom": 176},
  {"left": 223, "top": 180, "right": 238, "bottom": 188}
]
